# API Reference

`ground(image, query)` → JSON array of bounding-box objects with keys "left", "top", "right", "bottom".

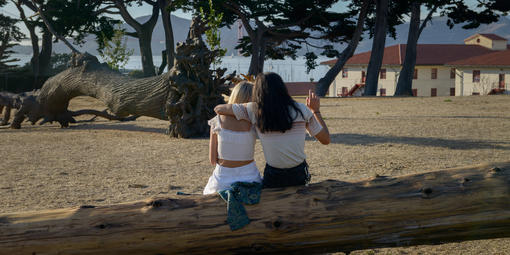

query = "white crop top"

[
  {"left": 208, "top": 115, "right": 256, "bottom": 161},
  {"left": 232, "top": 102, "right": 323, "bottom": 169}
]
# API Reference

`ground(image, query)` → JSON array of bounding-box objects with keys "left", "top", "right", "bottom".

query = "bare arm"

[
  {"left": 310, "top": 113, "right": 330, "bottom": 145},
  {"left": 214, "top": 104, "right": 235, "bottom": 116},
  {"left": 306, "top": 89, "right": 330, "bottom": 145},
  {"left": 209, "top": 129, "right": 218, "bottom": 166}
]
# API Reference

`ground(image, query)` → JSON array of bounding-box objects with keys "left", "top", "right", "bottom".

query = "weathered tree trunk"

[
  {"left": 138, "top": 31, "right": 157, "bottom": 77},
  {"left": 315, "top": 0, "right": 371, "bottom": 97},
  {"left": 11, "top": 19, "right": 232, "bottom": 138},
  {"left": 394, "top": 2, "right": 420, "bottom": 96},
  {"left": 394, "top": 4, "right": 437, "bottom": 96},
  {"left": 364, "top": 0, "right": 388, "bottom": 96},
  {"left": 248, "top": 29, "right": 266, "bottom": 76},
  {"left": 114, "top": 0, "right": 159, "bottom": 77},
  {"left": 38, "top": 29, "right": 53, "bottom": 77},
  {"left": 0, "top": 92, "right": 17, "bottom": 125},
  {"left": 0, "top": 162, "right": 509, "bottom": 254},
  {"left": 158, "top": 0, "right": 176, "bottom": 71},
  {"left": 27, "top": 26, "right": 40, "bottom": 85}
]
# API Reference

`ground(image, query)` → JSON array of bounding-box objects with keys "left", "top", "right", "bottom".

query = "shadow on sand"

[{"left": 310, "top": 133, "right": 510, "bottom": 150}]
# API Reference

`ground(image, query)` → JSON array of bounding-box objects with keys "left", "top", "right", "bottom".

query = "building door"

[
  {"left": 342, "top": 87, "right": 348, "bottom": 97},
  {"left": 431, "top": 88, "right": 437, "bottom": 97},
  {"left": 361, "top": 71, "right": 366, "bottom": 83},
  {"left": 500, "top": 74, "right": 505, "bottom": 89},
  {"left": 450, "top": 87, "right": 455, "bottom": 96},
  {"left": 380, "top": 88, "right": 386, "bottom": 96}
]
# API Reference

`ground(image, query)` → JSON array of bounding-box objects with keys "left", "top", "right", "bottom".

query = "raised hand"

[{"left": 306, "top": 89, "right": 320, "bottom": 113}]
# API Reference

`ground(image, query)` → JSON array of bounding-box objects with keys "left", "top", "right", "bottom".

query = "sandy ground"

[{"left": 1, "top": 95, "right": 510, "bottom": 254}]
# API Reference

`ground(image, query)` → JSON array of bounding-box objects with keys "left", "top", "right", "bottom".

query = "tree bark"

[
  {"left": 394, "top": 2, "right": 420, "bottom": 96},
  {"left": 114, "top": 0, "right": 159, "bottom": 77},
  {"left": 364, "top": 0, "right": 388, "bottom": 96},
  {"left": 247, "top": 29, "right": 266, "bottom": 76},
  {"left": 138, "top": 31, "right": 156, "bottom": 77},
  {"left": 158, "top": 0, "right": 175, "bottom": 71},
  {"left": 0, "top": 162, "right": 509, "bottom": 254},
  {"left": 315, "top": 0, "right": 371, "bottom": 97},
  {"left": 38, "top": 29, "right": 53, "bottom": 77},
  {"left": 394, "top": 4, "right": 438, "bottom": 96},
  {"left": 11, "top": 21, "right": 232, "bottom": 138},
  {"left": 14, "top": 0, "right": 40, "bottom": 87}
]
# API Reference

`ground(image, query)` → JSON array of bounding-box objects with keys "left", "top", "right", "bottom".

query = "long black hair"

[{"left": 253, "top": 72, "right": 304, "bottom": 133}]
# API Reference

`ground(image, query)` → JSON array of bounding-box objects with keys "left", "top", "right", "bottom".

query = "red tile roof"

[
  {"left": 285, "top": 82, "right": 317, "bottom": 96},
  {"left": 321, "top": 44, "right": 509, "bottom": 67},
  {"left": 446, "top": 48, "right": 510, "bottom": 66}
]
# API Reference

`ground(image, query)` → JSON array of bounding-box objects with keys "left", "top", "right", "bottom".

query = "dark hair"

[{"left": 253, "top": 72, "right": 304, "bottom": 133}]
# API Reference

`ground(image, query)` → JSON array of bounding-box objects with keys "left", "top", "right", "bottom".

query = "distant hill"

[
  {"left": 355, "top": 15, "right": 510, "bottom": 53},
  {"left": 13, "top": 14, "right": 510, "bottom": 56}
]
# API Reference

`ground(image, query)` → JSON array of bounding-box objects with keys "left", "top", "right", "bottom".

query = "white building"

[{"left": 321, "top": 33, "right": 510, "bottom": 97}]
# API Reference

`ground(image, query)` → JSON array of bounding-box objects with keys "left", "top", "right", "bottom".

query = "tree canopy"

[
  {"left": 0, "top": 0, "right": 25, "bottom": 70},
  {"left": 196, "top": 0, "right": 358, "bottom": 75}
]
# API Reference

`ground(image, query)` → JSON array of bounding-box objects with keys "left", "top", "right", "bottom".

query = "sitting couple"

[{"left": 203, "top": 72, "right": 330, "bottom": 195}]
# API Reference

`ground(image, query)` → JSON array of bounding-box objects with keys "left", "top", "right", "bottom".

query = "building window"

[
  {"left": 431, "top": 88, "right": 437, "bottom": 97},
  {"left": 361, "top": 71, "right": 366, "bottom": 83},
  {"left": 412, "top": 89, "right": 418, "bottom": 96},
  {"left": 380, "top": 88, "right": 386, "bottom": 96},
  {"left": 450, "top": 68, "right": 456, "bottom": 79},
  {"left": 342, "top": 68, "right": 348, "bottom": 78},
  {"left": 413, "top": 69, "right": 418, "bottom": 79},
  {"left": 473, "top": 70, "right": 481, "bottom": 83},
  {"left": 431, "top": 68, "right": 437, "bottom": 79},
  {"left": 380, "top": 69, "right": 386, "bottom": 79}
]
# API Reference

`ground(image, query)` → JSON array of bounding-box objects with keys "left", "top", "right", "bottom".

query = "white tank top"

[{"left": 208, "top": 115, "right": 256, "bottom": 161}]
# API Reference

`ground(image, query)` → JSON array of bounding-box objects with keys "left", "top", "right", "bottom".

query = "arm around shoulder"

[
  {"left": 214, "top": 104, "right": 234, "bottom": 116},
  {"left": 209, "top": 129, "right": 218, "bottom": 166}
]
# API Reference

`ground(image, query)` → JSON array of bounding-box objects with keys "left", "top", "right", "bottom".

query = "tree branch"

[
  {"left": 271, "top": 14, "right": 314, "bottom": 30},
  {"left": 113, "top": 0, "right": 142, "bottom": 32},
  {"left": 142, "top": 2, "right": 159, "bottom": 30},
  {"left": 94, "top": 5, "right": 118, "bottom": 15},
  {"left": 30, "top": 0, "right": 81, "bottom": 54},
  {"left": 418, "top": 4, "right": 439, "bottom": 36},
  {"left": 223, "top": 1, "right": 255, "bottom": 37},
  {"left": 125, "top": 32, "right": 139, "bottom": 38}
]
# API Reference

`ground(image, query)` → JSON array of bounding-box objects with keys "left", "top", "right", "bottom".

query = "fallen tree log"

[
  {"left": 1, "top": 162, "right": 509, "bottom": 254},
  {"left": 11, "top": 18, "right": 231, "bottom": 138}
]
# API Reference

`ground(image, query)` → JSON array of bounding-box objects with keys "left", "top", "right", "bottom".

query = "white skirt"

[{"left": 203, "top": 161, "right": 262, "bottom": 195}]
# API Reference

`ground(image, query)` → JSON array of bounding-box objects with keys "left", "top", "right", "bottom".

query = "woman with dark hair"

[{"left": 214, "top": 72, "right": 330, "bottom": 188}]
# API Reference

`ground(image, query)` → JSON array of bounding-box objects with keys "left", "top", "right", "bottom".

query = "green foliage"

[
  {"left": 0, "top": 1, "right": 25, "bottom": 71},
  {"left": 99, "top": 27, "right": 134, "bottom": 71},
  {"left": 305, "top": 52, "right": 318, "bottom": 74},
  {"left": 44, "top": 0, "right": 119, "bottom": 47},
  {"left": 208, "top": 0, "right": 358, "bottom": 73},
  {"left": 50, "top": 53, "right": 72, "bottom": 74},
  {"left": 199, "top": 0, "right": 227, "bottom": 65}
]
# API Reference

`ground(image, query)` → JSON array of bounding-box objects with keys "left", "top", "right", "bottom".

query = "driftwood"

[
  {"left": 11, "top": 18, "right": 232, "bottom": 138},
  {"left": 0, "top": 91, "right": 39, "bottom": 125},
  {"left": 0, "top": 91, "right": 17, "bottom": 125},
  {"left": 0, "top": 162, "right": 509, "bottom": 254}
]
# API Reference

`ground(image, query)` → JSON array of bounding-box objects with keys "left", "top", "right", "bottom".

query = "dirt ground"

[{"left": 1, "top": 95, "right": 510, "bottom": 254}]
